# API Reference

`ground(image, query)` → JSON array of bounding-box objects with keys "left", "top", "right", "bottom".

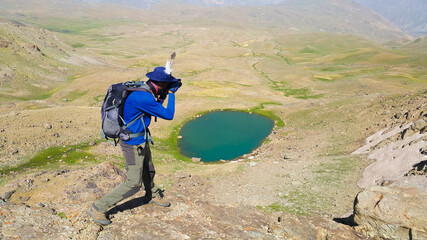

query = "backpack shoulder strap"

[{"left": 124, "top": 81, "right": 153, "bottom": 95}]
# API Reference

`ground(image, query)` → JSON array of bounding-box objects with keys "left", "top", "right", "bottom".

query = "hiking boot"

[
  {"left": 86, "top": 206, "right": 111, "bottom": 226},
  {"left": 148, "top": 189, "right": 171, "bottom": 207}
]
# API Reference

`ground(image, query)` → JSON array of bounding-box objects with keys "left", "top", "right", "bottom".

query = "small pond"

[{"left": 178, "top": 111, "right": 274, "bottom": 162}]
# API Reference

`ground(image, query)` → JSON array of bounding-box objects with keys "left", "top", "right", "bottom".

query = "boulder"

[{"left": 353, "top": 176, "right": 427, "bottom": 239}]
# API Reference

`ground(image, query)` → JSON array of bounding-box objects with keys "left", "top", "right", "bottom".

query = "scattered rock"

[
  {"left": 249, "top": 162, "right": 257, "bottom": 167},
  {"left": 413, "top": 119, "right": 426, "bottom": 131},
  {"left": 19, "top": 196, "right": 30, "bottom": 201},
  {"left": 394, "top": 112, "right": 402, "bottom": 119},
  {"left": 178, "top": 135, "right": 183, "bottom": 139},
  {"left": 176, "top": 172, "right": 191, "bottom": 179},
  {"left": 52, "top": 133, "right": 60, "bottom": 137},
  {"left": 11, "top": 148, "right": 19, "bottom": 155},
  {"left": 44, "top": 123, "right": 52, "bottom": 129},
  {"left": 0, "top": 39, "right": 10, "bottom": 48},
  {"left": 191, "top": 157, "right": 201, "bottom": 162},
  {"left": 291, "top": 181, "right": 302, "bottom": 186}
]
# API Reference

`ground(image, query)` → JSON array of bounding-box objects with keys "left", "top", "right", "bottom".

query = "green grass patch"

[
  {"left": 262, "top": 157, "right": 356, "bottom": 216},
  {"left": 0, "top": 141, "right": 101, "bottom": 176},
  {"left": 110, "top": 155, "right": 126, "bottom": 170},
  {"left": 257, "top": 69, "right": 323, "bottom": 99},
  {"left": 249, "top": 102, "right": 285, "bottom": 129},
  {"left": 154, "top": 126, "right": 191, "bottom": 163},
  {"left": 276, "top": 52, "right": 294, "bottom": 65},
  {"left": 66, "top": 75, "right": 81, "bottom": 83},
  {"left": 0, "top": 86, "right": 59, "bottom": 102},
  {"left": 64, "top": 90, "right": 88, "bottom": 102},
  {"left": 57, "top": 212, "right": 67, "bottom": 219},
  {"left": 281, "top": 88, "right": 324, "bottom": 99},
  {"left": 71, "top": 43, "right": 85, "bottom": 48},
  {"left": 313, "top": 157, "right": 356, "bottom": 183},
  {"left": 91, "top": 94, "right": 105, "bottom": 107},
  {"left": 300, "top": 47, "right": 318, "bottom": 54},
  {"left": 315, "top": 76, "right": 334, "bottom": 82},
  {"left": 257, "top": 202, "right": 304, "bottom": 215},
  {"left": 181, "top": 68, "right": 214, "bottom": 78},
  {"left": 29, "top": 17, "right": 135, "bottom": 36}
]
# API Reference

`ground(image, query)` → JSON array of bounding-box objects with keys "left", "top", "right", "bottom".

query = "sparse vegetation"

[
  {"left": 0, "top": 141, "right": 100, "bottom": 176},
  {"left": 0, "top": 2, "right": 426, "bottom": 235}
]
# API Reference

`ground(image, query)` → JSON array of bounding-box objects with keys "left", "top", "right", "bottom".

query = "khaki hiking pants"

[{"left": 93, "top": 141, "right": 159, "bottom": 213}]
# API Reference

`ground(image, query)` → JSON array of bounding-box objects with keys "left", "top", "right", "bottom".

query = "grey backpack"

[{"left": 100, "top": 81, "right": 152, "bottom": 145}]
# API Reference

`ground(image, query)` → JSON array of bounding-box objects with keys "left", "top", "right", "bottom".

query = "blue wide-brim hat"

[{"left": 146, "top": 67, "right": 179, "bottom": 82}]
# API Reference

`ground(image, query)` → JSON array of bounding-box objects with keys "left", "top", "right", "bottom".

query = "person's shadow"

[{"left": 106, "top": 196, "right": 150, "bottom": 216}]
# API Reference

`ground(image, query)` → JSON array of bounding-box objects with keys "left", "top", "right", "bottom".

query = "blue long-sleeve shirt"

[{"left": 122, "top": 91, "right": 175, "bottom": 145}]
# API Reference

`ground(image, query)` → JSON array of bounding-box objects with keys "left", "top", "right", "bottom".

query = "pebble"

[{"left": 291, "top": 181, "right": 302, "bottom": 186}]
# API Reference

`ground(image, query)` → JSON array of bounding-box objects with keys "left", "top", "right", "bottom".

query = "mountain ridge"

[{"left": 354, "top": 0, "right": 427, "bottom": 37}]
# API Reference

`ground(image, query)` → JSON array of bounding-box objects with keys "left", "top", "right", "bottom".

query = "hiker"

[{"left": 87, "top": 63, "right": 182, "bottom": 226}]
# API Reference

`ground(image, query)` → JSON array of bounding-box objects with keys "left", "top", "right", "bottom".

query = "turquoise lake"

[{"left": 178, "top": 111, "right": 274, "bottom": 162}]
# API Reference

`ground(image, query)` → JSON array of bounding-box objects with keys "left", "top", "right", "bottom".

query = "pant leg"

[
  {"left": 143, "top": 144, "right": 163, "bottom": 198},
  {"left": 142, "top": 142, "right": 158, "bottom": 198},
  {"left": 93, "top": 142, "right": 145, "bottom": 213}
]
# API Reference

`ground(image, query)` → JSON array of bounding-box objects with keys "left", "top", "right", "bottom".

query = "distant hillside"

[
  {"left": 174, "top": 0, "right": 284, "bottom": 6},
  {"left": 0, "top": 22, "right": 70, "bottom": 101},
  {"left": 0, "top": 20, "right": 103, "bottom": 102},
  {"left": 74, "top": 0, "right": 284, "bottom": 7},
  {"left": 152, "top": 0, "right": 408, "bottom": 42},
  {"left": 354, "top": 0, "right": 427, "bottom": 37},
  {"left": 71, "top": 0, "right": 408, "bottom": 42},
  {"left": 74, "top": 0, "right": 156, "bottom": 9}
]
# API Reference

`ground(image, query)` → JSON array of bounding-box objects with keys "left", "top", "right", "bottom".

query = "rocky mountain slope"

[
  {"left": 0, "top": 0, "right": 426, "bottom": 239},
  {"left": 0, "top": 162, "right": 370, "bottom": 239},
  {"left": 354, "top": 0, "right": 427, "bottom": 37},
  {"left": 15, "top": 0, "right": 410, "bottom": 42},
  {"left": 0, "top": 21, "right": 103, "bottom": 104},
  {"left": 1, "top": 91, "right": 425, "bottom": 239}
]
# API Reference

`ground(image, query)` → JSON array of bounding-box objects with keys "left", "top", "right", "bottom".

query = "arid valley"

[{"left": 0, "top": 0, "right": 426, "bottom": 239}]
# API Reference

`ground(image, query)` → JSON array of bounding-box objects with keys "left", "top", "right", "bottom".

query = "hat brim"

[{"left": 146, "top": 72, "right": 179, "bottom": 82}]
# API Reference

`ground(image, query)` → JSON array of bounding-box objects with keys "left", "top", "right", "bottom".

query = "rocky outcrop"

[
  {"left": 0, "top": 162, "right": 366, "bottom": 239},
  {"left": 352, "top": 114, "right": 427, "bottom": 239},
  {"left": 353, "top": 119, "right": 427, "bottom": 188},
  {"left": 354, "top": 176, "right": 427, "bottom": 239}
]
